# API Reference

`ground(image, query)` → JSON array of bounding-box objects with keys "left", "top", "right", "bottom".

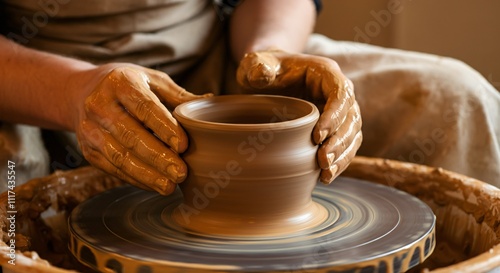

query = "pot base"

[
  {"left": 69, "top": 177, "right": 435, "bottom": 273},
  {"left": 171, "top": 197, "right": 329, "bottom": 238}
]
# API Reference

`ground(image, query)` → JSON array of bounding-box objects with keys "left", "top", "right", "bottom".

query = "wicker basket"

[{"left": 2, "top": 157, "right": 500, "bottom": 272}]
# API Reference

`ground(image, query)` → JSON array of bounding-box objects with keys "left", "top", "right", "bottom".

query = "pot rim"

[{"left": 173, "top": 94, "right": 320, "bottom": 131}]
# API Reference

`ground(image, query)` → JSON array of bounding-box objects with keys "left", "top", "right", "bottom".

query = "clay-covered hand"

[
  {"left": 73, "top": 64, "right": 208, "bottom": 195},
  {"left": 237, "top": 50, "right": 362, "bottom": 184}
]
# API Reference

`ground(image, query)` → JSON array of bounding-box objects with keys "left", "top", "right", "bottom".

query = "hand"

[
  {"left": 237, "top": 50, "right": 362, "bottom": 184},
  {"left": 72, "top": 64, "right": 209, "bottom": 195}
]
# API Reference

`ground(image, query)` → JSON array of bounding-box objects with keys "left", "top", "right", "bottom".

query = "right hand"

[
  {"left": 72, "top": 64, "right": 209, "bottom": 195},
  {"left": 237, "top": 50, "right": 362, "bottom": 184}
]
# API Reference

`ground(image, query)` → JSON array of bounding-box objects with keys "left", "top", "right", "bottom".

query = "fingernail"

[
  {"left": 319, "top": 130, "right": 329, "bottom": 143},
  {"left": 330, "top": 164, "right": 339, "bottom": 175},
  {"left": 169, "top": 136, "right": 179, "bottom": 151},
  {"left": 327, "top": 153, "right": 335, "bottom": 166},
  {"left": 155, "top": 177, "right": 175, "bottom": 195},
  {"left": 320, "top": 172, "right": 333, "bottom": 185},
  {"left": 167, "top": 165, "right": 186, "bottom": 182},
  {"left": 321, "top": 164, "right": 338, "bottom": 185}
]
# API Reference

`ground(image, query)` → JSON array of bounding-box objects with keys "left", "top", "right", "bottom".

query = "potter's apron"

[
  {"left": 1, "top": 0, "right": 499, "bottom": 189},
  {"left": 1, "top": 0, "right": 222, "bottom": 74}
]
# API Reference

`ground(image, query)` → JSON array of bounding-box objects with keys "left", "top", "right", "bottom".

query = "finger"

[
  {"left": 312, "top": 76, "right": 356, "bottom": 144},
  {"left": 319, "top": 131, "right": 363, "bottom": 184},
  {"left": 112, "top": 67, "right": 189, "bottom": 153},
  {"left": 317, "top": 103, "right": 362, "bottom": 169},
  {"left": 88, "top": 147, "right": 178, "bottom": 194},
  {"left": 80, "top": 139, "right": 153, "bottom": 192},
  {"left": 87, "top": 102, "right": 187, "bottom": 183},
  {"left": 267, "top": 56, "right": 343, "bottom": 95},
  {"left": 145, "top": 68, "right": 213, "bottom": 108},
  {"left": 237, "top": 51, "right": 282, "bottom": 89},
  {"left": 79, "top": 120, "right": 178, "bottom": 195},
  {"left": 333, "top": 131, "right": 363, "bottom": 175}
]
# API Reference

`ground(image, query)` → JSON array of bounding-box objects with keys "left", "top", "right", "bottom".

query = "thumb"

[
  {"left": 237, "top": 51, "right": 281, "bottom": 89},
  {"left": 145, "top": 67, "right": 212, "bottom": 108}
]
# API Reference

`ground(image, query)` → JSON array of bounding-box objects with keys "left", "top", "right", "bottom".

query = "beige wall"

[{"left": 314, "top": 0, "right": 500, "bottom": 85}]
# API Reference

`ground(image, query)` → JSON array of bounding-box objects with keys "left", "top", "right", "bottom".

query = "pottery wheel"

[{"left": 69, "top": 177, "right": 436, "bottom": 273}]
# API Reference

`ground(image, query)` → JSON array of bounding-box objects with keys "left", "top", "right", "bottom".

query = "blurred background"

[{"left": 314, "top": 0, "right": 500, "bottom": 87}]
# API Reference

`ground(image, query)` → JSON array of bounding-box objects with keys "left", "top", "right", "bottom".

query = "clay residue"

[
  {"left": 0, "top": 166, "right": 124, "bottom": 272},
  {"left": 343, "top": 156, "right": 500, "bottom": 272},
  {"left": 2, "top": 157, "right": 500, "bottom": 272}
]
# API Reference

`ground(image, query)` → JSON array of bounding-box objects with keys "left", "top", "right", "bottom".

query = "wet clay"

[
  {"left": 64, "top": 96, "right": 434, "bottom": 272},
  {"left": 1, "top": 159, "right": 500, "bottom": 272},
  {"left": 67, "top": 177, "right": 435, "bottom": 273},
  {"left": 171, "top": 95, "right": 326, "bottom": 237},
  {"left": 0, "top": 166, "right": 124, "bottom": 272},
  {"left": 237, "top": 51, "right": 363, "bottom": 185},
  {"left": 343, "top": 157, "right": 500, "bottom": 272}
]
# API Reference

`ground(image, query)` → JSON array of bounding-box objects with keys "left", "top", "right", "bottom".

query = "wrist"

[
  {"left": 0, "top": 39, "right": 100, "bottom": 131},
  {"left": 66, "top": 63, "right": 140, "bottom": 132},
  {"left": 229, "top": 0, "right": 315, "bottom": 63},
  {"left": 64, "top": 63, "right": 101, "bottom": 132}
]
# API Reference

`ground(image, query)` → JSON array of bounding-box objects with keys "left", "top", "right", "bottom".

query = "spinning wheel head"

[{"left": 69, "top": 177, "right": 435, "bottom": 273}]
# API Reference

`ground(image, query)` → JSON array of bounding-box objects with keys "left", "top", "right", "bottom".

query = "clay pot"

[{"left": 171, "top": 95, "right": 326, "bottom": 237}]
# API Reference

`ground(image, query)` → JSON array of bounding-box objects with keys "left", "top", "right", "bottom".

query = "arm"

[
  {"left": 230, "top": 0, "right": 316, "bottom": 61},
  {"left": 0, "top": 36, "right": 203, "bottom": 195},
  {"left": 231, "top": 1, "right": 363, "bottom": 184},
  {"left": 0, "top": 36, "right": 94, "bottom": 130}
]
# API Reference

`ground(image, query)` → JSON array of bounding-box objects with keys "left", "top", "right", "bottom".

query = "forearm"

[
  {"left": 0, "top": 36, "right": 96, "bottom": 130},
  {"left": 229, "top": 0, "right": 316, "bottom": 62}
]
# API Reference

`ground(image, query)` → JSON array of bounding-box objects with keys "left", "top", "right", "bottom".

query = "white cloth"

[
  {"left": 1, "top": 0, "right": 499, "bottom": 187},
  {"left": 305, "top": 35, "right": 500, "bottom": 185},
  {"left": 0, "top": 124, "right": 49, "bottom": 192}
]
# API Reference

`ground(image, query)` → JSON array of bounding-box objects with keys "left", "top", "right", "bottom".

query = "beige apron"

[
  {"left": 1, "top": 0, "right": 499, "bottom": 191},
  {"left": 2, "top": 0, "right": 221, "bottom": 73}
]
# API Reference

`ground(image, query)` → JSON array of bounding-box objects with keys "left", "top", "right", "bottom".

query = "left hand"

[
  {"left": 72, "top": 64, "right": 209, "bottom": 195},
  {"left": 237, "top": 50, "right": 362, "bottom": 184}
]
